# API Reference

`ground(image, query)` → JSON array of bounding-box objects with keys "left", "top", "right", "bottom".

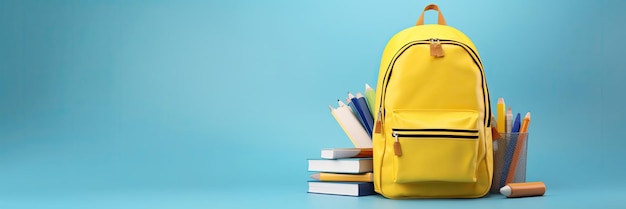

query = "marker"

[{"left": 500, "top": 182, "right": 546, "bottom": 198}]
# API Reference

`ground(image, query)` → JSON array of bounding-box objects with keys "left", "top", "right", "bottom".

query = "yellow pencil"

[
  {"left": 310, "top": 172, "right": 374, "bottom": 182},
  {"left": 497, "top": 98, "right": 506, "bottom": 133}
]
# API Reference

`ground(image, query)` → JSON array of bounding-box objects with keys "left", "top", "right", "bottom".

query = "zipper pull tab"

[
  {"left": 374, "top": 110, "right": 382, "bottom": 133},
  {"left": 393, "top": 132, "right": 402, "bottom": 156},
  {"left": 430, "top": 38, "right": 445, "bottom": 58},
  {"left": 436, "top": 38, "right": 445, "bottom": 57}
]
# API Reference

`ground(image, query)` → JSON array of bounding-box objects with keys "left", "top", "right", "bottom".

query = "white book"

[
  {"left": 329, "top": 101, "right": 372, "bottom": 148},
  {"left": 321, "top": 148, "right": 372, "bottom": 159},
  {"left": 307, "top": 158, "right": 373, "bottom": 173}
]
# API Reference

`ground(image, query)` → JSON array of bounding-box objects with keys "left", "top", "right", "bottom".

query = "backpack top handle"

[{"left": 416, "top": 4, "right": 447, "bottom": 26}]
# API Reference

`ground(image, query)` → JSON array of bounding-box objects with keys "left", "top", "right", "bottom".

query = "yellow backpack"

[{"left": 372, "top": 4, "right": 493, "bottom": 199}]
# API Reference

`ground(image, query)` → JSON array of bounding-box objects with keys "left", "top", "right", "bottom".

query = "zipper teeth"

[
  {"left": 377, "top": 39, "right": 488, "bottom": 186},
  {"left": 378, "top": 39, "right": 490, "bottom": 127},
  {"left": 378, "top": 40, "right": 430, "bottom": 113},
  {"left": 442, "top": 40, "right": 489, "bottom": 127},
  {"left": 392, "top": 128, "right": 478, "bottom": 133},
  {"left": 394, "top": 134, "right": 479, "bottom": 139}
]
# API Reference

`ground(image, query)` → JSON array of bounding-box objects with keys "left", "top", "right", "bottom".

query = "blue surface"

[{"left": 1, "top": 0, "right": 625, "bottom": 208}]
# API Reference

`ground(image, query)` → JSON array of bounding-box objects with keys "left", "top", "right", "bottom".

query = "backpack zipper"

[
  {"left": 392, "top": 129, "right": 479, "bottom": 156},
  {"left": 430, "top": 38, "right": 445, "bottom": 57},
  {"left": 375, "top": 39, "right": 491, "bottom": 133}
]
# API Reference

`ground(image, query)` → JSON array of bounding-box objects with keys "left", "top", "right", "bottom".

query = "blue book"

[
  {"left": 308, "top": 181, "right": 376, "bottom": 196},
  {"left": 350, "top": 92, "right": 374, "bottom": 137}
]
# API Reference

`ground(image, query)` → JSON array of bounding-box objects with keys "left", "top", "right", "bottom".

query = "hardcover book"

[
  {"left": 307, "top": 158, "right": 373, "bottom": 173},
  {"left": 308, "top": 181, "right": 376, "bottom": 196},
  {"left": 321, "top": 148, "right": 372, "bottom": 159}
]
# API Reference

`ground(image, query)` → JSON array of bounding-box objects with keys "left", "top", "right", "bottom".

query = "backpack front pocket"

[{"left": 390, "top": 109, "right": 480, "bottom": 183}]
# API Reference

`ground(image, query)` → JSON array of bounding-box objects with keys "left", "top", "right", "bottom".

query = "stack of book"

[
  {"left": 305, "top": 84, "right": 377, "bottom": 196},
  {"left": 328, "top": 84, "right": 376, "bottom": 148},
  {"left": 307, "top": 148, "right": 376, "bottom": 196}
]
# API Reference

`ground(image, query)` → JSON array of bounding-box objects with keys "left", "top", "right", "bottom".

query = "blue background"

[{"left": 1, "top": 0, "right": 625, "bottom": 208}]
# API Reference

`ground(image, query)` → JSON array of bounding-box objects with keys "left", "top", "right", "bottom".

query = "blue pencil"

[{"left": 500, "top": 113, "right": 521, "bottom": 187}]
